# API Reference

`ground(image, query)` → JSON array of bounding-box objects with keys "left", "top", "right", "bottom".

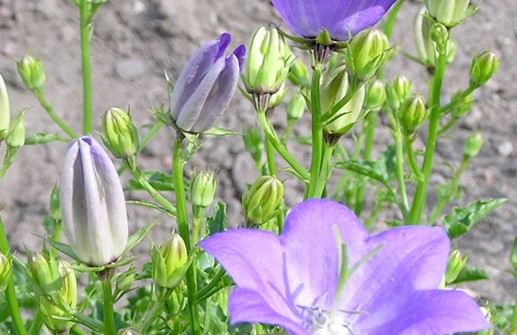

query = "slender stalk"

[
  {"left": 172, "top": 135, "right": 200, "bottom": 335},
  {"left": 313, "top": 143, "right": 334, "bottom": 198},
  {"left": 195, "top": 268, "right": 226, "bottom": 303},
  {"left": 79, "top": 0, "right": 93, "bottom": 134},
  {"left": 70, "top": 326, "right": 89, "bottom": 335},
  {"left": 383, "top": 0, "right": 405, "bottom": 40},
  {"left": 101, "top": 275, "right": 116, "bottom": 335},
  {"left": 405, "top": 137, "right": 423, "bottom": 181},
  {"left": 394, "top": 126, "right": 409, "bottom": 216},
  {"left": 140, "top": 299, "right": 165, "bottom": 333},
  {"left": 354, "top": 112, "right": 377, "bottom": 216},
  {"left": 265, "top": 138, "right": 277, "bottom": 176},
  {"left": 408, "top": 43, "right": 448, "bottom": 225},
  {"left": 509, "top": 295, "right": 517, "bottom": 334},
  {"left": 306, "top": 64, "right": 324, "bottom": 199},
  {"left": 0, "top": 216, "right": 27, "bottom": 335},
  {"left": 28, "top": 312, "right": 43, "bottom": 335},
  {"left": 35, "top": 93, "right": 77, "bottom": 138}
]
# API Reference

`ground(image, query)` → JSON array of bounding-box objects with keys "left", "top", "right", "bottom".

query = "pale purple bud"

[
  {"left": 169, "top": 33, "right": 246, "bottom": 133},
  {"left": 60, "top": 136, "right": 128, "bottom": 266}
]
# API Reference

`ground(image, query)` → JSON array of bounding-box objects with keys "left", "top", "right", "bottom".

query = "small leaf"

[
  {"left": 46, "top": 239, "right": 79, "bottom": 261},
  {"left": 126, "top": 200, "right": 175, "bottom": 217},
  {"left": 207, "top": 202, "right": 227, "bottom": 236},
  {"left": 122, "top": 222, "right": 158, "bottom": 257},
  {"left": 337, "top": 160, "right": 390, "bottom": 187},
  {"left": 443, "top": 198, "right": 506, "bottom": 239},
  {"left": 450, "top": 265, "right": 489, "bottom": 284},
  {"left": 126, "top": 171, "right": 175, "bottom": 192},
  {"left": 204, "top": 127, "right": 239, "bottom": 136}
]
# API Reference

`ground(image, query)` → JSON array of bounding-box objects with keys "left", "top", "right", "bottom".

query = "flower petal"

[
  {"left": 356, "top": 290, "right": 490, "bottom": 334},
  {"left": 280, "top": 199, "right": 368, "bottom": 308}
]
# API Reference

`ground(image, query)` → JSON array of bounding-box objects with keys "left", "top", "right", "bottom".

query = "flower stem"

[
  {"left": 265, "top": 137, "right": 277, "bottom": 176},
  {"left": 100, "top": 271, "right": 116, "bottom": 335},
  {"left": 313, "top": 143, "right": 334, "bottom": 198},
  {"left": 394, "top": 126, "right": 409, "bottom": 217},
  {"left": 35, "top": 92, "right": 77, "bottom": 138},
  {"left": 172, "top": 134, "right": 200, "bottom": 335},
  {"left": 140, "top": 299, "right": 165, "bottom": 333},
  {"left": 0, "top": 215, "right": 27, "bottom": 335},
  {"left": 408, "top": 42, "right": 448, "bottom": 225},
  {"left": 28, "top": 311, "right": 43, "bottom": 335},
  {"left": 354, "top": 112, "right": 377, "bottom": 216},
  {"left": 510, "top": 295, "right": 517, "bottom": 334},
  {"left": 79, "top": 0, "right": 93, "bottom": 135},
  {"left": 306, "top": 64, "right": 324, "bottom": 199}
]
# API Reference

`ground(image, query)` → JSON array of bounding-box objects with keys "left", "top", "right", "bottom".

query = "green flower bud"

[
  {"left": 450, "top": 91, "right": 473, "bottom": 118},
  {"left": 0, "top": 253, "right": 11, "bottom": 293},
  {"left": 414, "top": 9, "right": 457, "bottom": 67},
  {"left": 430, "top": 23, "right": 449, "bottom": 54},
  {"left": 386, "top": 76, "right": 412, "bottom": 110},
  {"left": 469, "top": 51, "right": 500, "bottom": 88},
  {"left": 101, "top": 107, "right": 139, "bottom": 158},
  {"left": 243, "top": 176, "right": 284, "bottom": 225},
  {"left": 288, "top": 58, "right": 309, "bottom": 88},
  {"left": 17, "top": 55, "right": 46, "bottom": 92},
  {"left": 463, "top": 133, "right": 484, "bottom": 159},
  {"left": 30, "top": 253, "right": 62, "bottom": 295},
  {"left": 268, "top": 83, "right": 287, "bottom": 110},
  {"left": 190, "top": 170, "right": 217, "bottom": 208},
  {"left": 115, "top": 267, "right": 136, "bottom": 294},
  {"left": 243, "top": 23, "right": 292, "bottom": 95},
  {"left": 6, "top": 111, "right": 25, "bottom": 148},
  {"left": 445, "top": 249, "right": 468, "bottom": 284},
  {"left": 364, "top": 79, "right": 386, "bottom": 112},
  {"left": 0, "top": 73, "right": 10, "bottom": 141},
  {"left": 287, "top": 91, "right": 306, "bottom": 125},
  {"left": 399, "top": 95, "right": 427, "bottom": 134},
  {"left": 424, "top": 0, "right": 471, "bottom": 27},
  {"left": 346, "top": 29, "right": 390, "bottom": 82},
  {"left": 323, "top": 85, "right": 366, "bottom": 136},
  {"left": 151, "top": 234, "right": 189, "bottom": 289}
]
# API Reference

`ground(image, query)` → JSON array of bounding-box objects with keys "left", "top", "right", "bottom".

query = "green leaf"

[
  {"left": 336, "top": 160, "right": 390, "bottom": 187},
  {"left": 450, "top": 265, "right": 489, "bottom": 284},
  {"left": 204, "top": 127, "right": 239, "bottom": 136},
  {"left": 126, "top": 171, "right": 175, "bottom": 192},
  {"left": 443, "top": 198, "right": 506, "bottom": 239},
  {"left": 46, "top": 238, "right": 80, "bottom": 261},
  {"left": 126, "top": 200, "right": 175, "bottom": 217},
  {"left": 207, "top": 202, "right": 227, "bottom": 236},
  {"left": 25, "top": 133, "right": 67, "bottom": 145},
  {"left": 122, "top": 221, "right": 158, "bottom": 257}
]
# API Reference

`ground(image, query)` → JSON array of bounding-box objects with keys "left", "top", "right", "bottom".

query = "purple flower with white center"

[
  {"left": 271, "top": 0, "right": 398, "bottom": 41},
  {"left": 200, "top": 199, "right": 490, "bottom": 335},
  {"left": 169, "top": 33, "right": 246, "bottom": 133},
  {"left": 60, "top": 136, "right": 128, "bottom": 266}
]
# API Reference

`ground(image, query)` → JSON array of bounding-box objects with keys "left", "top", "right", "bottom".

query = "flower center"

[{"left": 302, "top": 307, "right": 354, "bottom": 335}]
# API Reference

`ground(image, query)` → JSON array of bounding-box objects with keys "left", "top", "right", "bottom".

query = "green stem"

[
  {"left": 195, "top": 267, "right": 226, "bottom": 303},
  {"left": 70, "top": 326, "right": 89, "bottom": 335},
  {"left": 394, "top": 126, "right": 409, "bottom": 216},
  {"left": 79, "top": 0, "right": 93, "bottom": 134},
  {"left": 192, "top": 207, "right": 206, "bottom": 246},
  {"left": 0, "top": 216, "right": 27, "bottom": 335},
  {"left": 28, "top": 311, "right": 43, "bottom": 335},
  {"left": 405, "top": 137, "right": 423, "bottom": 181},
  {"left": 101, "top": 275, "right": 116, "bottom": 335},
  {"left": 306, "top": 64, "right": 324, "bottom": 199},
  {"left": 510, "top": 295, "right": 517, "bottom": 334},
  {"left": 35, "top": 93, "right": 77, "bottom": 138},
  {"left": 140, "top": 299, "right": 165, "bottom": 333},
  {"left": 126, "top": 157, "right": 177, "bottom": 216},
  {"left": 354, "top": 112, "right": 377, "bottom": 216},
  {"left": 172, "top": 135, "right": 200, "bottom": 335},
  {"left": 265, "top": 137, "right": 277, "bottom": 176},
  {"left": 383, "top": 0, "right": 405, "bottom": 40},
  {"left": 314, "top": 143, "right": 334, "bottom": 198},
  {"left": 408, "top": 42, "right": 448, "bottom": 225}
]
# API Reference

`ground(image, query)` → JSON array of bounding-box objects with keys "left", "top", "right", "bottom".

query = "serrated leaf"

[
  {"left": 25, "top": 133, "right": 67, "bottom": 145},
  {"left": 207, "top": 202, "right": 227, "bottom": 236},
  {"left": 126, "top": 171, "right": 175, "bottom": 192},
  {"left": 444, "top": 198, "right": 506, "bottom": 239},
  {"left": 450, "top": 265, "right": 489, "bottom": 284},
  {"left": 336, "top": 160, "right": 390, "bottom": 187}
]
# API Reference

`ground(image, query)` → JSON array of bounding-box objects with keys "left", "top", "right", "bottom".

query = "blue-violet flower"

[
  {"left": 169, "top": 33, "right": 246, "bottom": 133},
  {"left": 271, "top": 0, "right": 398, "bottom": 41},
  {"left": 60, "top": 136, "right": 128, "bottom": 266},
  {"left": 200, "top": 199, "right": 490, "bottom": 334}
]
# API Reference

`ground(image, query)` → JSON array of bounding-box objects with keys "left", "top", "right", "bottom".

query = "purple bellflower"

[
  {"left": 200, "top": 199, "right": 490, "bottom": 334},
  {"left": 271, "top": 0, "right": 398, "bottom": 41},
  {"left": 169, "top": 33, "right": 246, "bottom": 133},
  {"left": 60, "top": 136, "right": 128, "bottom": 266}
]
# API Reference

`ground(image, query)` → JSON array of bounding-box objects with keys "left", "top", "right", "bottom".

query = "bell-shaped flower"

[
  {"left": 200, "top": 199, "right": 490, "bottom": 335},
  {"left": 169, "top": 33, "right": 246, "bottom": 133},
  {"left": 271, "top": 0, "right": 398, "bottom": 41},
  {"left": 60, "top": 136, "right": 128, "bottom": 266}
]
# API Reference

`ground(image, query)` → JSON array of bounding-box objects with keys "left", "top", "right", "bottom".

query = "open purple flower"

[
  {"left": 169, "top": 33, "right": 246, "bottom": 133},
  {"left": 200, "top": 199, "right": 490, "bottom": 334},
  {"left": 271, "top": 0, "right": 398, "bottom": 41}
]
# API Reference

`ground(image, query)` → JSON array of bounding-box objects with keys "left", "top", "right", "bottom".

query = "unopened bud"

[
  {"left": 346, "top": 29, "right": 390, "bottom": 82},
  {"left": 102, "top": 107, "right": 139, "bottom": 158},
  {"left": 0, "top": 253, "right": 11, "bottom": 293},
  {"left": 0, "top": 73, "right": 10, "bottom": 141},
  {"left": 288, "top": 58, "right": 309, "bottom": 87},
  {"left": 445, "top": 249, "right": 468, "bottom": 284},
  {"left": 6, "top": 111, "right": 25, "bottom": 148},
  {"left": 430, "top": 23, "right": 449, "bottom": 54},
  {"left": 190, "top": 170, "right": 216, "bottom": 208},
  {"left": 399, "top": 95, "right": 427, "bottom": 134},
  {"left": 17, "top": 55, "right": 46, "bottom": 92},
  {"left": 287, "top": 91, "right": 306, "bottom": 124},
  {"left": 30, "top": 253, "right": 62, "bottom": 294},
  {"left": 323, "top": 85, "right": 366, "bottom": 136},
  {"left": 243, "top": 176, "right": 284, "bottom": 225},
  {"left": 268, "top": 83, "right": 287, "bottom": 110},
  {"left": 151, "top": 234, "right": 189, "bottom": 289},
  {"left": 463, "top": 133, "right": 484, "bottom": 159},
  {"left": 469, "top": 51, "right": 499, "bottom": 87},
  {"left": 115, "top": 267, "right": 136, "bottom": 294},
  {"left": 424, "top": 0, "right": 472, "bottom": 27},
  {"left": 386, "top": 76, "right": 412, "bottom": 110},
  {"left": 364, "top": 79, "right": 386, "bottom": 111}
]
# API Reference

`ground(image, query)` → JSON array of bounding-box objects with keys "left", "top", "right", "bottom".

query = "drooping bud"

[
  {"left": 346, "top": 29, "right": 390, "bottom": 82},
  {"left": 101, "top": 107, "right": 139, "bottom": 158},
  {"left": 16, "top": 55, "right": 46, "bottom": 92},
  {"left": 398, "top": 95, "right": 427, "bottom": 134},
  {"left": 386, "top": 76, "right": 412, "bottom": 110},
  {"left": 364, "top": 79, "right": 386, "bottom": 112},
  {"left": 6, "top": 111, "right": 25, "bottom": 148},
  {"left": 445, "top": 249, "right": 468, "bottom": 284},
  {"left": 151, "top": 234, "right": 189, "bottom": 289},
  {"left": 463, "top": 133, "right": 484, "bottom": 159},
  {"left": 469, "top": 51, "right": 499, "bottom": 88},
  {"left": 243, "top": 176, "right": 284, "bottom": 225},
  {"left": 30, "top": 253, "right": 62, "bottom": 294},
  {"left": 0, "top": 73, "right": 10, "bottom": 141},
  {"left": 287, "top": 91, "right": 306, "bottom": 125},
  {"left": 243, "top": 23, "right": 291, "bottom": 95},
  {"left": 0, "top": 253, "right": 11, "bottom": 293},
  {"left": 424, "top": 0, "right": 472, "bottom": 27},
  {"left": 60, "top": 136, "right": 128, "bottom": 266},
  {"left": 190, "top": 170, "right": 217, "bottom": 209},
  {"left": 169, "top": 33, "right": 246, "bottom": 133}
]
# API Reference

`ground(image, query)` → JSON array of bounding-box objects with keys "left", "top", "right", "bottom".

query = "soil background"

[{"left": 0, "top": 0, "right": 516, "bottom": 313}]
